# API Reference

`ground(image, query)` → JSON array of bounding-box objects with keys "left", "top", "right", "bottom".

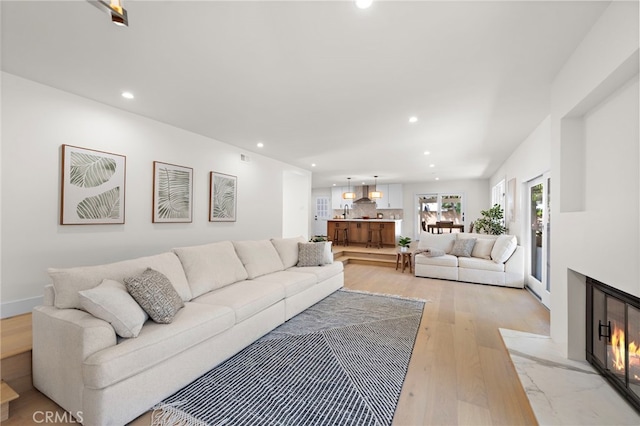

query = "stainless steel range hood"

[{"left": 354, "top": 186, "right": 375, "bottom": 204}]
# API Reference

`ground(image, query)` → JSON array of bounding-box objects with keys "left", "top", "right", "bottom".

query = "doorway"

[
  {"left": 527, "top": 173, "right": 551, "bottom": 307},
  {"left": 314, "top": 196, "right": 331, "bottom": 237},
  {"left": 416, "top": 193, "right": 464, "bottom": 237}
]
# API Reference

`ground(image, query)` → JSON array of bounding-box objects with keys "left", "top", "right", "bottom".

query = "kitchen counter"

[
  {"left": 327, "top": 219, "right": 402, "bottom": 247},
  {"left": 329, "top": 218, "right": 402, "bottom": 223}
]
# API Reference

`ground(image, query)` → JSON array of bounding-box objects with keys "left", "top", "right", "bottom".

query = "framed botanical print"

[
  {"left": 209, "top": 172, "right": 237, "bottom": 222},
  {"left": 60, "top": 144, "right": 126, "bottom": 225},
  {"left": 153, "top": 161, "right": 193, "bottom": 223}
]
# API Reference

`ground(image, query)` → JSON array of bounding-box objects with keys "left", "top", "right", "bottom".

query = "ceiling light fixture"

[
  {"left": 429, "top": 164, "right": 435, "bottom": 168},
  {"left": 89, "top": 0, "right": 129, "bottom": 27},
  {"left": 343, "top": 177, "right": 356, "bottom": 200},
  {"left": 311, "top": 163, "right": 316, "bottom": 167},
  {"left": 355, "top": 0, "right": 373, "bottom": 9},
  {"left": 121, "top": 91, "right": 134, "bottom": 99},
  {"left": 409, "top": 116, "right": 418, "bottom": 123},
  {"left": 424, "top": 151, "right": 430, "bottom": 155},
  {"left": 256, "top": 142, "right": 264, "bottom": 148},
  {"left": 369, "top": 175, "right": 383, "bottom": 199}
]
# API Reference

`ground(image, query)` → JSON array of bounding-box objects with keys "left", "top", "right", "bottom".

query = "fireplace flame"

[{"left": 610, "top": 324, "right": 640, "bottom": 376}]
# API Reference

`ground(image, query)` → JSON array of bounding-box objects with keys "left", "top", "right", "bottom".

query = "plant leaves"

[
  {"left": 213, "top": 175, "right": 236, "bottom": 218},
  {"left": 69, "top": 151, "right": 117, "bottom": 188},
  {"left": 157, "top": 168, "right": 191, "bottom": 219},
  {"left": 76, "top": 187, "right": 121, "bottom": 219}
]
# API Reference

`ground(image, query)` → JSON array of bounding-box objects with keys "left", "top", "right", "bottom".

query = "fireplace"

[{"left": 586, "top": 277, "right": 640, "bottom": 412}]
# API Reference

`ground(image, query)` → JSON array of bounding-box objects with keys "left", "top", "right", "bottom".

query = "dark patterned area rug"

[{"left": 152, "top": 290, "right": 425, "bottom": 426}]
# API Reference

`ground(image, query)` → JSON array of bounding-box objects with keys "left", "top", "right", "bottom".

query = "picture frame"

[
  {"left": 153, "top": 161, "right": 193, "bottom": 223},
  {"left": 506, "top": 177, "right": 516, "bottom": 223},
  {"left": 209, "top": 171, "right": 237, "bottom": 222},
  {"left": 60, "top": 144, "right": 126, "bottom": 225}
]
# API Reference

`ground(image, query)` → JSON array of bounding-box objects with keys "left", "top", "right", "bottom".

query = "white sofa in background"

[
  {"left": 414, "top": 232, "right": 524, "bottom": 288},
  {"left": 32, "top": 237, "right": 343, "bottom": 426}
]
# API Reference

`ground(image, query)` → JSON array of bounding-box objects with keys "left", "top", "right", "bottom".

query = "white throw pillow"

[
  {"left": 173, "top": 241, "right": 249, "bottom": 298},
  {"left": 471, "top": 238, "right": 495, "bottom": 260},
  {"left": 48, "top": 252, "right": 192, "bottom": 310},
  {"left": 417, "top": 232, "right": 457, "bottom": 253},
  {"left": 323, "top": 241, "right": 334, "bottom": 264},
  {"left": 233, "top": 240, "right": 285, "bottom": 279},
  {"left": 79, "top": 279, "right": 148, "bottom": 338},
  {"left": 491, "top": 235, "right": 518, "bottom": 264},
  {"left": 271, "top": 236, "right": 306, "bottom": 269}
]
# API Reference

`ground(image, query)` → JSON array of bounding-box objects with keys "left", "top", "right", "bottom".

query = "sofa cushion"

[
  {"left": 297, "top": 242, "right": 326, "bottom": 267},
  {"left": 192, "top": 280, "right": 285, "bottom": 323},
  {"left": 471, "top": 238, "right": 495, "bottom": 260},
  {"left": 173, "top": 241, "right": 249, "bottom": 298},
  {"left": 48, "top": 252, "right": 192, "bottom": 310},
  {"left": 458, "top": 257, "right": 505, "bottom": 272},
  {"left": 287, "top": 261, "right": 344, "bottom": 282},
  {"left": 79, "top": 279, "right": 148, "bottom": 338},
  {"left": 450, "top": 238, "right": 476, "bottom": 257},
  {"left": 491, "top": 235, "right": 518, "bottom": 264},
  {"left": 83, "top": 302, "right": 235, "bottom": 389},
  {"left": 232, "top": 240, "right": 285, "bottom": 279},
  {"left": 124, "top": 268, "right": 184, "bottom": 324},
  {"left": 417, "top": 232, "right": 457, "bottom": 253},
  {"left": 254, "top": 271, "right": 317, "bottom": 297},
  {"left": 414, "top": 254, "right": 458, "bottom": 267},
  {"left": 271, "top": 236, "right": 306, "bottom": 269}
]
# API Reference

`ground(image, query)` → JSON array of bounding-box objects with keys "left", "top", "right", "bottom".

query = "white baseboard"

[{"left": 1, "top": 296, "right": 43, "bottom": 318}]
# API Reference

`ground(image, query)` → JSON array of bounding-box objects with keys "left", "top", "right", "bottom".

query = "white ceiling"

[{"left": 1, "top": 0, "right": 609, "bottom": 188}]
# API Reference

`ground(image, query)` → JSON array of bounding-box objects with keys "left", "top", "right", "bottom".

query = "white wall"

[
  {"left": 549, "top": 1, "right": 639, "bottom": 358},
  {"left": 282, "top": 170, "right": 311, "bottom": 239},
  {"left": 489, "top": 116, "right": 551, "bottom": 246},
  {"left": 0, "top": 73, "right": 311, "bottom": 317}
]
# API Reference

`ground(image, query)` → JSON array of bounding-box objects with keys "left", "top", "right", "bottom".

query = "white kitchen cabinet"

[
  {"left": 375, "top": 184, "right": 403, "bottom": 209},
  {"left": 331, "top": 186, "right": 354, "bottom": 210}
]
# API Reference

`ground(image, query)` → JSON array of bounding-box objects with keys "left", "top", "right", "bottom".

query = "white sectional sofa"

[
  {"left": 32, "top": 237, "right": 343, "bottom": 426},
  {"left": 414, "top": 232, "right": 524, "bottom": 288}
]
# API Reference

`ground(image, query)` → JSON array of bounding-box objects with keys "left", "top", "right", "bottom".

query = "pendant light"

[
  {"left": 343, "top": 177, "right": 356, "bottom": 200},
  {"left": 369, "top": 176, "right": 383, "bottom": 199},
  {"left": 90, "top": 0, "right": 129, "bottom": 27}
]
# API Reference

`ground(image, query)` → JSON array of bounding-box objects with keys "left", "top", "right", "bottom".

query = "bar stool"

[
  {"left": 366, "top": 222, "right": 383, "bottom": 249},
  {"left": 333, "top": 223, "right": 349, "bottom": 246}
]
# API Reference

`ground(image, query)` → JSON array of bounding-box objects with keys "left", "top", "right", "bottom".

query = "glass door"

[
  {"left": 417, "top": 193, "right": 464, "bottom": 237},
  {"left": 527, "top": 173, "right": 551, "bottom": 307}
]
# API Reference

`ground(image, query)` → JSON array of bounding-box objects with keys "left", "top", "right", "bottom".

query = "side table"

[{"left": 395, "top": 249, "right": 413, "bottom": 273}]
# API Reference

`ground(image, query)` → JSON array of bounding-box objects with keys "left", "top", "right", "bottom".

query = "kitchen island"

[{"left": 327, "top": 219, "right": 402, "bottom": 247}]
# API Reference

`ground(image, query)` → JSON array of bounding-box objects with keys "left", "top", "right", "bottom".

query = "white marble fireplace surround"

[{"left": 500, "top": 328, "right": 640, "bottom": 425}]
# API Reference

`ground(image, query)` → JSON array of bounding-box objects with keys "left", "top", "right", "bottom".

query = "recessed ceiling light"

[
  {"left": 256, "top": 142, "right": 264, "bottom": 148},
  {"left": 355, "top": 0, "right": 373, "bottom": 9},
  {"left": 332, "top": 183, "right": 337, "bottom": 186},
  {"left": 435, "top": 177, "right": 440, "bottom": 181},
  {"left": 409, "top": 116, "right": 418, "bottom": 123},
  {"left": 429, "top": 164, "right": 435, "bottom": 168},
  {"left": 311, "top": 163, "right": 316, "bottom": 167},
  {"left": 121, "top": 91, "right": 134, "bottom": 99},
  {"left": 423, "top": 151, "right": 430, "bottom": 155}
]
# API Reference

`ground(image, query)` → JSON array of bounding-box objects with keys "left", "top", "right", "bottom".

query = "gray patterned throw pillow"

[
  {"left": 124, "top": 268, "right": 184, "bottom": 324},
  {"left": 450, "top": 238, "right": 477, "bottom": 257},
  {"left": 297, "top": 242, "right": 325, "bottom": 267}
]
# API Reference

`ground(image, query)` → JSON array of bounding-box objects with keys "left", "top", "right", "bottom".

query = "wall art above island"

[
  {"left": 60, "top": 144, "right": 126, "bottom": 225},
  {"left": 210, "top": 171, "right": 237, "bottom": 222},
  {"left": 152, "top": 161, "right": 193, "bottom": 223}
]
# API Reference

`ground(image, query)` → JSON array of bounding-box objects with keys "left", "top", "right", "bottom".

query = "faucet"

[{"left": 343, "top": 204, "right": 350, "bottom": 219}]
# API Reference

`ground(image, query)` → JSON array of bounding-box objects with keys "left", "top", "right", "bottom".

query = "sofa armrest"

[
  {"left": 32, "top": 305, "right": 117, "bottom": 417},
  {"left": 504, "top": 246, "right": 525, "bottom": 288}
]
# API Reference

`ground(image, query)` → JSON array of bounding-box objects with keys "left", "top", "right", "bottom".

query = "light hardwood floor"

[{"left": 5, "top": 264, "right": 549, "bottom": 425}]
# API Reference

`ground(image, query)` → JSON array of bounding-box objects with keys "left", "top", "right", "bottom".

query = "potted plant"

[
  {"left": 474, "top": 204, "right": 507, "bottom": 235},
  {"left": 398, "top": 236, "right": 412, "bottom": 252}
]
